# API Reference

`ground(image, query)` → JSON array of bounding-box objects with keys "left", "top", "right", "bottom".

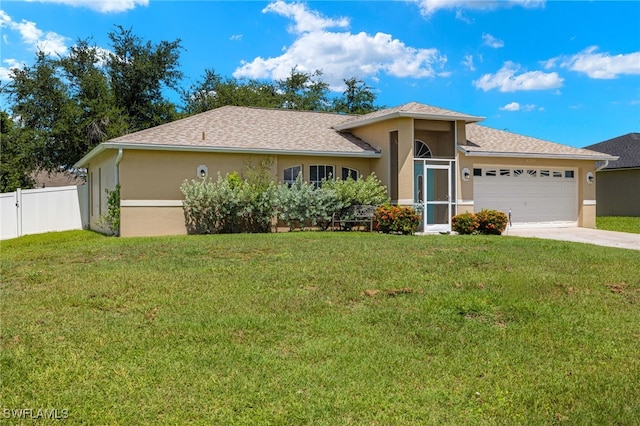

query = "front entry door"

[{"left": 414, "top": 161, "right": 453, "bottom": 233}]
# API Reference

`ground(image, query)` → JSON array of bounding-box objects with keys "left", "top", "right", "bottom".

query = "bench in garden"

[{"left": 332, "top": 205, "right": 377, "bottom": 231}]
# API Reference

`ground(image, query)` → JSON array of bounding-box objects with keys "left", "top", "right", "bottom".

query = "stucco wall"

[
  {"left": 596, "top": 169, "right": 640, "bottom": 216},
  {"left": 86, "top": 149, "right": 117, "bottom": 231},
  {"left": 114, "top": 149, "right": 376, "bottom": 237}
]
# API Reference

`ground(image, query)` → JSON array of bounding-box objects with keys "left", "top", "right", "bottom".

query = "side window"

[
  {"left": 341, "top": 167, "right": 359, "bottom": 181},
  {"left": 310, "top": 165, "right": 334, "bottom": 188},
  {"left": 283, "top": 166, "right": 302, "bottom": 186}
]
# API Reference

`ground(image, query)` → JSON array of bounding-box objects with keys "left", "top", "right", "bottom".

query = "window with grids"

[
  {"left": 283, "top": 166, "right": 302, "bottom": 186},
  {"left": 341, "top": 167, "right": 359, "bottom": 181},
  {"left": 310, "top": 165, "right": 334, "bottom": 188}
]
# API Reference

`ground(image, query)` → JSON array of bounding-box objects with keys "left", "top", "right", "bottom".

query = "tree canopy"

[{"left": 1, "top": 26, "right": 382, "bottom": 192}]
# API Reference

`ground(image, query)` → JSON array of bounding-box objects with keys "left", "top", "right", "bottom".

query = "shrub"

[
  {"left": 452, "top": 212, "right": 479, "bottom": 235},
  {"left": 323, "top": 173, "right": 389, "bottom": 230},
  {"left": 475, "top": 209, "right": 509, "bottom": 235},
  {"left": 97, "top": 184, "right": 120, "bottom": 236},
  {"left": 276, "top": 174, "right": 342, "bottom": 230},
  {"left": 180, "top": 171, "right": 278, "bottom": 234},
  {"left": 374, "top": 205, "right": 420, "bottom": 235}
]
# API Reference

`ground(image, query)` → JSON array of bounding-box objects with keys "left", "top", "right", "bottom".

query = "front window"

[
  {"left": 310, "top": 165, "right": 334, "bottom": 188},
  {"left": 414, "top": 140, "right": 432, "bottom": 158},
  {"left": 284, "top": 166, "right": 302, "bottom": 186},
  {"left": 341, "top": 167, "right": 359, "bottom": 181}
]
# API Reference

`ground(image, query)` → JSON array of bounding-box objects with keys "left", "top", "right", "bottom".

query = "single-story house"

[
  {"left": 74, "top": 102, "right": 616, "bottom": 237},
  {"left": 584, "top": 133, "right": 640, "bottom": 217}
]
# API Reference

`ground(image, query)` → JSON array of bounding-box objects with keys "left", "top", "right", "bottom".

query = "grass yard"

[
  {"left": 596, "top": 216, "right": 640, "bottom": 234},
  {"left": 1, "top": 231, "right": 639, "bottom": 425}
]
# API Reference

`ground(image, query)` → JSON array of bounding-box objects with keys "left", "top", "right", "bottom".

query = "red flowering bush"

[
  {"left": 451, "top": 212, "right": 480, "bottom": 235},
  {"left": 374, "top": 205, "right": 420, "bottom": 235},
  {"left": 475, "top": 209, "right": 508, "bottom": 235}
]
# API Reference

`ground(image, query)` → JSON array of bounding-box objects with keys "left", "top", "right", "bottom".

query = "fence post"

[{"left": 16, "top": 188, "right": 22, "bottom": 237}]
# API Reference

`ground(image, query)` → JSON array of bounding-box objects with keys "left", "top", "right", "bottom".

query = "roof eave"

[
  {"left": 334, "top": 111, "right": 484, "bottom": 131},
  {"left": 75, "top": 142, "right": 381, "bottom": 167},
  {"left": 459, "top": 147, "right": 618, "bottom": 161}
]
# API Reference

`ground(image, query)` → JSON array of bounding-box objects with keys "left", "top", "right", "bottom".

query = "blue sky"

[{"left": 1, "top": 0, "right": 639, "bottom": 148}]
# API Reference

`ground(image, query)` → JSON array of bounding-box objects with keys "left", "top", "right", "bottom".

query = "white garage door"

[{"left": 473, "top": 167, "right": 578, "bottom": 225}]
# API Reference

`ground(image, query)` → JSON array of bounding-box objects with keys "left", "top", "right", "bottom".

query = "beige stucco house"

[{"left": 74, "top": 102, "right": 616, "bottom": 237}]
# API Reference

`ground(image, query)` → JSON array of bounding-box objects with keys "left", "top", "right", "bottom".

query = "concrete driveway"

[{"left": 503, "top": 227, "right": 640, "bottom": 251}]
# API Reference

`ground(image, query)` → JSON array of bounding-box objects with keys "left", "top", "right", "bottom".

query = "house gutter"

[
  {"left": 333, "top": 112, "right": 484, "bottom": 131},
  {"left": 114, "top": 148, "right": 123, "bottom": 186},
  {"left": 458, "top": 147, "right": 618, "bottom": 162},
  {"left": 75, "top": 142, "right": 382, "bottom": 168}
]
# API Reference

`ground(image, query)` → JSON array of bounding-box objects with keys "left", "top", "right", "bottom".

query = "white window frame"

[
  {"left": 310, "top": 165, "right": 334, "bottom": 188},
  {"left": 283, "top": 165, "right": 302, "bottom": 186},
  {"left": 341, "top": 167, "right": 360, "bottom": 181}
]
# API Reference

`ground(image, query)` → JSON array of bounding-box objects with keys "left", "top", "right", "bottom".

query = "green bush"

[
  {"left": 475, "top": 209, "right": 509, "bottom": 235},
  {"left": 97, "top": 184, "right": 120, "bottom": 236},
  {"left": 276, "top": 174, "right": 342, "bottom": 230},
  {"left": 180, "top": 171, "right": 278, "bottom": 234},
  {"left": 374, "top": 205, "right": 420, "bottom": 235},
  {"left": 451, "top": 212, "right": 479, "bottom": 235}
]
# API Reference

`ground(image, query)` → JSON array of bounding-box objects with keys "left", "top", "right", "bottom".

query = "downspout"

[
  {"left": 596, "top": 160, "right": 609, "bottom": 171},
  {"left": 114, "top": 148, "right": 123, "bottom": 236}
]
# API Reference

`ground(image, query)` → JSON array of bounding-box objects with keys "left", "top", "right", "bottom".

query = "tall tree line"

[{"left": 1, "top": 27, "right": 380, "bottom": 192}]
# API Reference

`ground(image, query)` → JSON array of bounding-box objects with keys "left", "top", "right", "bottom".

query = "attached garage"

[{"left": 473, "top": 166, "right": 578, "bottom": 226}]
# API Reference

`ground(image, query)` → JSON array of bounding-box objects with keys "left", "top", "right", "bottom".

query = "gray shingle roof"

[
  {"left": 334, "top": 101, "right": 484, "bottom": 130},
  {"left": 462, "top": 124, "right": 616, "bottom": 160},
  {"left": 108, "top": 106, "right": 377, "bottom": 155},
  {"left": 583, "top": 133, "right": 640, "bottom": 169},
  {"left": 76, "top": 103, "right": 617, "bottom": 167}
]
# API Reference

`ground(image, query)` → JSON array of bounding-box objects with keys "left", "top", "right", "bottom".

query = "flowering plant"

[
  {"left": 374, "top": 205, "right": 420, "bottom": 235},
  {"left": 451, "top": 212, "right": 480, "bottom": 235}
]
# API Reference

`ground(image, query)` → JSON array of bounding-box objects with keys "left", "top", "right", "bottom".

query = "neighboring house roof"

[
  {"left": 461, "top": 124, "right": 617, "bottom": 161},
  {"left": 32, "top": 170, "right": 83, "bottom": 188},
  {"left": 583, "top": 133, "right": 640, "bottom": 169},
  {"left": 333, "top": 101, "right": 484, "bottom": 130}
]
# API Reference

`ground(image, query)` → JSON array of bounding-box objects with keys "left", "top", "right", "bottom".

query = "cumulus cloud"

[
  {"left": 551, "top": 46, "right": 640, "bottom": 79},
  {"left": 474, "top": 61, "right": 563, "bottom": 92},
  {"left": 414, "top": 0, "right": 545, "bottom": 17},
  {"left": 0, "top": 10, "right": 69, "bottom": 56},
  {"left": 500, "top": 102, "right": 538, "bottom": 112},
  {"left": 25, "top": 0, "right": 148, "bottom": 13},
  {"left": 482, "top": 33, "right": 504, "bottom": 48},
  {"left": 234, "top": 1, "right": 447, "bottom": 90}
]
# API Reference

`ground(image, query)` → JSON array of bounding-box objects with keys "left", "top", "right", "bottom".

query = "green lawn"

[
  {"left": 597, "top": 216, "right": 640, "bottom": 234},
  {"left": 1, "top": 231, "right": 639, "bottom": 425}
]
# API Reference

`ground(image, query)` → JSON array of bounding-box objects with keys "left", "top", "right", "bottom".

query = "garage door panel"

[{"left": 474, "top": 168, "right": 577, "bottom": 225}]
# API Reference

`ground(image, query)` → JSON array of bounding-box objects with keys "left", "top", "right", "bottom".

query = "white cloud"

[
  {"left": 230, "top": 34, "right": 243, "bottom": 41},
  {"left": 25, "top": 0, "right": 149, "bottom": 13},
  {"left": 414, "top": 0, "right": 545, "bottom": 17},
  {"left": 234, "top": 2, "right": 447, "bottom": 90},
  {"left": 556, "top": 46, "right": 640, "bottom": 79},
  {"left": 0, "top": 10, "right": 69, "bottom": 56},
  {"left": 264, "top": 1, "right": 349, "bottom": 34},
  {"left": 0, "top": 58, "right": 26, "bottom": 82},
  {"left": 482, "top": 33, "right": 504, "bottom": 48},
  {"left": 462, "top": 54, "right": 475, "bottom": 71},
  {"left": 500, "top": 102, "right": 521, "bottom": 111},
  {"left": 474, "top": 61, "right": 563, "bottom": 92},
  {"left": 500, "top": 102, "right": 538, "bottom": 112}
]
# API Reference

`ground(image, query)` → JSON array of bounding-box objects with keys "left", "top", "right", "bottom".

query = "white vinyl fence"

[{"left": 1, "top": 185, "right": 89, "bottom": 240}]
